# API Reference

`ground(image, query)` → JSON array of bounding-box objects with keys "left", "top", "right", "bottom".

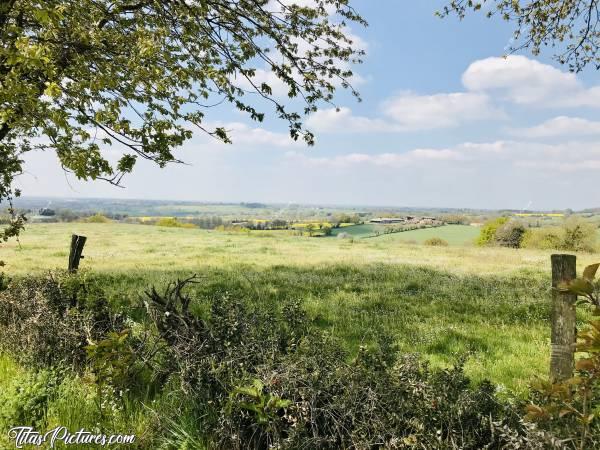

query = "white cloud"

[
  {"left": 305, "top": 91, "right": 501, "bottom": 133},
  {"left": 306, "top": 107, "right": 399, "bottom": 133},
  {"left": 511, "top": 116, "right": 600, "bottom": 138},
  {"left": 306, "top": 54, "right": 600, "bottom": 135},
  {"left": 459, "top": 141, "right": 508, "bottom": 154},
  {"left": 516, "top": 159, "right": 600, "bottom": 172},
  {"left": 287, "top": 146, "right": 464, "bottom": 168},
  {"left": 382, "top": 91, "right": 502, "bottom": 129},
  {"left": 287, "top": 139, "right": 600, "bottom": 173},
  {"left": 463, "top": 55, "right": 600, "bottom": 107}
]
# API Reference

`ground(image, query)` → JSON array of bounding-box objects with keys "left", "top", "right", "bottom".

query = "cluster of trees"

[
  {"left": 441, "top": 214, "right": 470, "bottom": 225},
  {"left": 245, "top": 219, "right": 290, "bottom": 231},
  {"left": 189, "top": 216, "right": 225, "bottom": 230},
  {"left": 477, "top": 217, "right": 526, "bottom": 249},
  {"left": 522, "top": 218, "right": 598, "bottom": 252},
  {"left": 302, "top": 223, "right": 333, "bottom": 237},
  {"left": 384, "top": 222, "right": 443, "bottom": 234},
  {"left": 477, "top": 217, "right": 598, "bottom": 252},
  {"left": 333, "top": 214, "right": 362, "bottom": 225},
  {"left": 5, "top": 208, "right": 128, "bottom": 223}
]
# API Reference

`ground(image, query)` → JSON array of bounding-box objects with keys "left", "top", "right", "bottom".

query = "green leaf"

[
  {"left": 583, "top": 263, "right": 600, "bottom": 281},
  {"left": 560, "top": 278, "right": 594, "bottom": 296}
]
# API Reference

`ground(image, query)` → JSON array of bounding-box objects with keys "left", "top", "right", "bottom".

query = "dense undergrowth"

[{"left": 0, "top": 268, "right": 597, "bottom": 448}]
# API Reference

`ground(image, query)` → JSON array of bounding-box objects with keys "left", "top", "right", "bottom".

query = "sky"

[{"left": 15, "top": 1, "right": 600, "bottom": 210}]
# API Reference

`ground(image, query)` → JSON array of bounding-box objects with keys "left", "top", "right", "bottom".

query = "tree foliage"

[
  {"left": 0, "top": 0, "right": 366, "bottom": 259},
  {"left": 495, "top": 220, "right": 526, "bottom": 248},
  {"left": 441, "top": 0, "right": 600, "bottom": 72},
  {"left": 476, "top": 216, "right": 508, "bottom": 246}
]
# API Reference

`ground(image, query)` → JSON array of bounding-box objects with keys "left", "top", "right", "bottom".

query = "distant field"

[
  {"left": 3, "top": 222, "right": 596, "bottom": 276},
  {"left": 331, "top": 223, "right": 479, "bottom": 245},
  {"left": 330, "top": 223, "right": 381, "bottom": 237},
  {"left": 376, "top": 224, "right": 480, "bottom": 245}
]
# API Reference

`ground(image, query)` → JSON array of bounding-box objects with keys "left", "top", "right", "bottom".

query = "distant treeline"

[
  {"left": 7, "top": 207, "right": 365, "bottom": 232},
  {"left": 4, "top": 208, "right": 129, "bottom": 223}
]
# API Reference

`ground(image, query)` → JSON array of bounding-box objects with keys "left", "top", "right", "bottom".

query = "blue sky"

[{"left": 16, "top": 1, "right": 600, "bottom": 210}]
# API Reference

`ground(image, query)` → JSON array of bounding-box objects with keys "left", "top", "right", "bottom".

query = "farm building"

[{"left": 370, "top": 216, "right": 442, "bottom": 226}]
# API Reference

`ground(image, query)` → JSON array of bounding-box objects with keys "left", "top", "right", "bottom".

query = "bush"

[
  {"left": 495, "top": 221, "right": 526, "bottom": 248},
  {"left": 521, "top": 227, "right": 563, "bottom": 250},
  {"left": 141, "top": 277, "right": 553, "bottom": 450},
  {"left": 521, "top": 218, "right": 597, "bottom": 252},
  {"left": 0, "top": 368, "right": 62, "bottom": 429},
  {"left": 84, "top": 213, "right": 111, "bottom": 223},
  {"left": 0, "top": 272, "right": 118, "bottom": 370},
  {"left": 424, "top": 237, "right": 449, "bottom": 246},
  {"left": 561, "top": 217, "right": 597, "bottom": 252},
  {"left": 477, "top": 217, "right": 508, "bottom": 246},
  {"left": 156, "top": 217, "right": 197, "bottom": 228}
]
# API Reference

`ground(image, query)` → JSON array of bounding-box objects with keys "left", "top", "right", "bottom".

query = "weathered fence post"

[
  {"left": 550, "top": 254, "right": 577, "bottom": 382},
  {"left": 68, "top": 234, "right": 87, "bottom": 273}
]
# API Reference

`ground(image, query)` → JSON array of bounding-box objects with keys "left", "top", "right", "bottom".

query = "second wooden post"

[{"left": 550, "top": 254, "right": 577, "bottom": 382}]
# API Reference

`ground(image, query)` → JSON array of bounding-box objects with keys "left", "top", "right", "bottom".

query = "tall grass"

[{"left": 2, "top": 223, "right": 599, "bottom": 276}]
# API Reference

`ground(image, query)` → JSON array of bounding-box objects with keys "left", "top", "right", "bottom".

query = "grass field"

[
  {"left": 2, "top": 222, "right": 599, "bottom": 396},
  {"left": 372, "top": 224, "right": 480, "bottom": 245},
  {"left": 330, "top": 223, "right": 480, "bottom": 245},
  {"left": 330, "top": 223, "right": 381, "bottom": 237},
  {"left": 3, "top": 222, "right": 598, "bottom": 276}
]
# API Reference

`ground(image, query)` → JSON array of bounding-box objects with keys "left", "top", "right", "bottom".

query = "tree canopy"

[
  {"left": 441, "top": 0, "right": 600, "bottom": 72},
  {"left": 0, "top": 0, "right": 365, "bottom": 251}
]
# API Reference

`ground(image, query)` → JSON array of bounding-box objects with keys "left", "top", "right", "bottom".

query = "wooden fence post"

[
  {"left": 550, "top": 254, "right": 577, "bottom": 382},
  {"left": 68, "top": 234, "right": 87, "bottom": 273}
]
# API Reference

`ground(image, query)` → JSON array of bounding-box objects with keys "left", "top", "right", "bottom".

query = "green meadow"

[{"left": 2, "top": 222, "right": 598, "bottom": 394}]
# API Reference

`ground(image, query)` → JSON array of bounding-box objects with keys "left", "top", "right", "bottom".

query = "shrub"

[
  {"left": 495, "top": 221, "right": 526, "bottom": 248},
  {"left": 521, "top": 227, "right": 563, "bottom": 250},
  {"left": 85, "top": 213, "right": 111, "bottom": 223},
  {"left": 477, "top": 217, "right": 508, "bottom": 246},
  {"left": 0, "top": 368, "right": 62, "bottom": 429},
  {"left": 561, "top": 217, "right": 597, "bottom": 252},
  {"left": 142, "top": 277, "right": 553, "bottom": 450},
  {"left": 155, "top": 217, "right": 197, "bottom": 228},
  {"left": 424, "top": 237, "right": 449, "bottom": 246},
  {"left": 521, "top": 218, "right": 597, "bottom": 252},
  {"left": 0, "top": 272, "right": 118, "bottom": 370}
]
